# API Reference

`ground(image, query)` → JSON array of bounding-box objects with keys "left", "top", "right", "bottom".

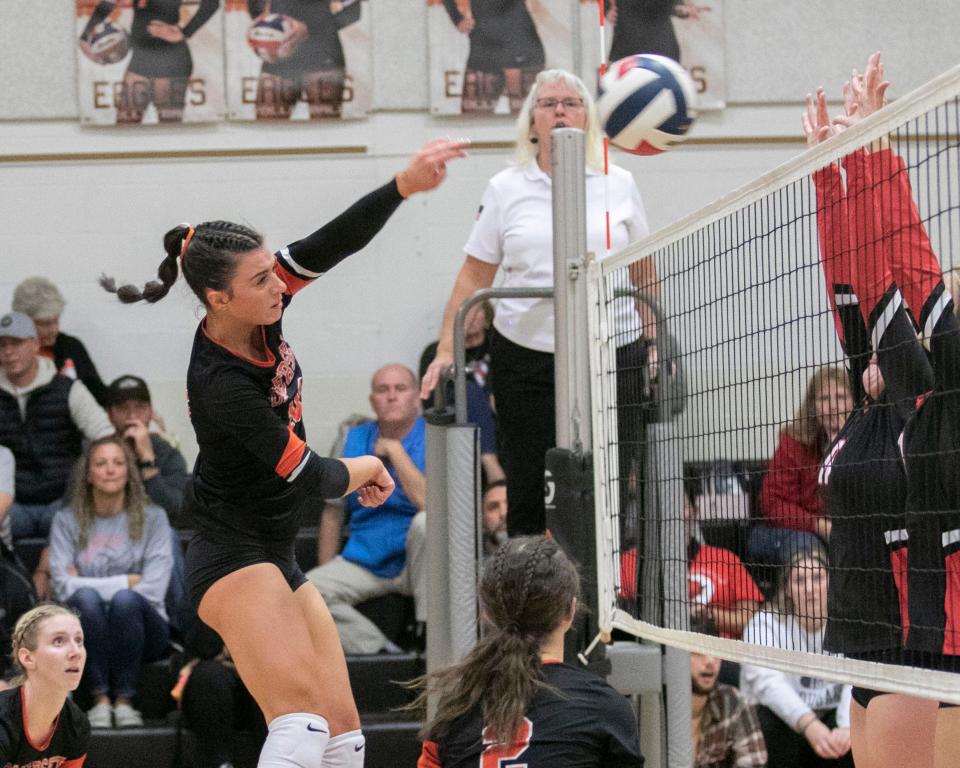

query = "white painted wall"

[{"left": 1, "top": 2, "right": 958, "bottom": 464}]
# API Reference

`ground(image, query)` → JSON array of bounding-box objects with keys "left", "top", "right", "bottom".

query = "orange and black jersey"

[
  {"left": 0, "top": 687, "right": 89, "bottom": 768},
  {"left": 418, "top": 663, "right": 643, "bottom": 768},
  {"left": 185, "top": 178, "right": 405, "bottom": 546}
]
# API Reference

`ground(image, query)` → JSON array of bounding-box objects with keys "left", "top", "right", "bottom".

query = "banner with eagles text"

[
  {"left": 224, "top": 0, "right": 372, "bottom": 121},
  {"left": 76, "top": 0, "right": 226, "bottom": 126}
]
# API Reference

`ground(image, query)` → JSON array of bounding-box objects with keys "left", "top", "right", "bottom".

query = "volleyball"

[
  {"left": 247, "top": 14, "right": 294, "bottom": 62},
  {"left": 596, "top": 54, "right": 698, "bottom": 156},
  {"left": 81, "top": 20, "right": 129, "bottom": 66}
]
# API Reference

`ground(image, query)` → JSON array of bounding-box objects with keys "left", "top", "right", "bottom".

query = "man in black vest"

[{"left": 0, "top": 311, "right": 111, "bottom": 543}]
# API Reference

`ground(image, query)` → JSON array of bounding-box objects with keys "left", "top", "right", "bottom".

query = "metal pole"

[{"left": 552, "top": 127, "right": 592, "bottom": 453}]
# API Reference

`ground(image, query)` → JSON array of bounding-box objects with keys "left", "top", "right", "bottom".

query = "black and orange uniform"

[
  {"left": 815, "top": 148, "right": 940, "bottom": 678},
  {"left": 440, "top": 0, "right": 544, "bottom": 73},
  {"left": 606, "top": 0, "right": 681, "bottom": 63},
  {"left": 183, "top": 179, "right": 405, "bottom": 609},
  {"left": 418, "top": 662, "right": 643, "bottom": 767},
  {"left": 0, "top": 687, "right": 89, "bottom": 767},
  {"left": 248, "top": 0, "right": 349, "bottom": 77},
  {"left": 84, "top": 0, "right": 219, "bottom": 79}
]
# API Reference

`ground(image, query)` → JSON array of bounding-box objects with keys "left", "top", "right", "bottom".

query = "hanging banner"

[
  {"left": 76, "top": 0, "right": 225, "bottom": 125},
  {"left": 225, "top": 0, "right": 372, "bottom": 121},
  {"left": 427, "top": 0, "right": 574, "bottom": 117},
  {"left": 579, "top": 0, "right": 726, "bottom": 111}
]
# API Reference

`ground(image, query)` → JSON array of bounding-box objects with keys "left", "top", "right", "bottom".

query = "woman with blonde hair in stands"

[
  {"left": 750, "top": 366, "right": 852, "bottom": 565},
  {"left": 0, "top": 604, "right": 89, "bottom": 765}
]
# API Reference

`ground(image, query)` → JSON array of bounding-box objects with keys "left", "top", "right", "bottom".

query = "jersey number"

[{"left": 481, "top": 718, "right": 532, "bottom": 768}]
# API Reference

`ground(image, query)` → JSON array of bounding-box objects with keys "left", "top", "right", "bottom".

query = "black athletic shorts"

[
  {"left": 184, "top": 533, "right": 307, "bottom": 611},
  {"left": 129, "top": 41, "right": 192, "bottom": 79}
]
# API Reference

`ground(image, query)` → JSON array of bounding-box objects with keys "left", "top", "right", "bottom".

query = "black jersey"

[
  {"left": 85, "top": 0, "right": 219, "bottom": 48},
  {"left": 249, "top": 0, "right": 347, "bottom": 73},
  {"left": 607, "top": 0, "right": 680, "bottom": 63},
  {"left": 418, "top": 663, "right": 643, "bottom": 767},
  {"left": 0, "top": 687, "right": 89, "bottom": 768},
  {"left": 184, "top": 179, "right": 404, "bottom": 547},
  {"left": 442, "top": 0, "right": 544, "bottom": 73},
  {"left": 901, "top": 298, "right": 960, "bottom": 656}
]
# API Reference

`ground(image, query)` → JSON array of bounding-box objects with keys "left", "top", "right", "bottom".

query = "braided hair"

[
  {"left": 412, "top": 536, "right": 581, "bottom": 745},
  {"left": 9, "top": 604, "right": 80, "bottom": 686},
  {"left": 100, "top": 221, "right": 263, "bottom": 306}
]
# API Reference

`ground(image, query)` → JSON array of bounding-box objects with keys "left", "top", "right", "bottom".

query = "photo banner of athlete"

[
  {"left": 76, "top": 0, "right": 226, "bottom": 126},
  {"left": 224, "top": 0, "right": 372, "bottom": 121},
  {"left": 427, "top": 0, "right": 575, "bottom": 116},
  {"left": 579, "top": 0, "right": 726, "bottom": 111}
]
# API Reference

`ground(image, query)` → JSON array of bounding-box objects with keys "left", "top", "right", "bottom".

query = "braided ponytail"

[
  {"left": 410, "top": 536, "right": 581, "bottom": 745},
  {"left": 101, "top": 220, "right": 263, "bottom": 307}
]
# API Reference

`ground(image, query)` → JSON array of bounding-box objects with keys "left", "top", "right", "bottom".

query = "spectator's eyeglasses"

[{"left": 535, "top": 97, "right": 585, "bottom": 111}]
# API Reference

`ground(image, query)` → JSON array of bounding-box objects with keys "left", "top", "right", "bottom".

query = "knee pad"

[
  {"left": 322, "top": 730, "right": 365, "bottom": 767},
  {"left": 258, "top": 712, "right": 330, "bottom": 768}
]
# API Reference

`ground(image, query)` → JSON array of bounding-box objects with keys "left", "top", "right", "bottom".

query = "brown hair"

[
  {"left": 411, "top": 536, "right": 580, "bottom": 745},
  {"left": 10, "top": 604, "right": 79, "bottom": 685},
  {"left": 771, "top": 547, "right": 829, "bottom": 619},
  {"left": 783, "top": 366, "right": 850, "bottom": 448},
  {"left": 69, "top": 435, "right": 147, "bottom": 549}
]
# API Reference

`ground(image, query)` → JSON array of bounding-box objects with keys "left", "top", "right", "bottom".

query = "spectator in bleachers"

[
  {"left": 741, "top": 549, "right": 853, "bottom": 767},
  {"left": 619, "top": 480, "right": 763, "bottom": 639},
  {"left": 481, "top": 478, "right": 508, "bottom": 557},
  {"left": 752, "top": 367, "right": 852, "bottom": 565},
  {"left": 105, "top": 375, "right": 189, "bottom": 527},
  {"left": 690, "top": 613, "right": 767, "bottom": 768},
  {"left": 306, "top": 363, "right": 426, "bottom": 654},
  {"left": 49, "top": 435, "right": 174, "bottom": 729},
  {"left": 420, "top": 301, "right": 505, "bottom": 483},
  {"left": 686, "top": 481, "right": 764, "bottom": 640},
  {"left": 173, "top": 621, "right": 266, "bottom": 768},
  {"left": 0, "top": 311, "right": 112, "bottom": 544},
  {"left": 12, "top": 277, "right": 109, "bottom": 408}
]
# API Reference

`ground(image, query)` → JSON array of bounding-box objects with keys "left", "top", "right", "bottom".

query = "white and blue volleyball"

[
  {"left": 597, "top": 55, "right": 698, "bottom": 156},
  {"left": 82, "top": 20, "right": 129, "bottom": 66},
  {"left": 247, "top": 14, "right": 293, "bottom": 62}
]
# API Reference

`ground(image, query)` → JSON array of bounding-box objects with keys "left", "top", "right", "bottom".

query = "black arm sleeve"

[
  {"left": 282, "top": 179, "right": 404, "bottom": 278},
  {"left": 182, "top": 0, "right": 220, "bottom": 38},
  {"left": 81, "top": 1, "right": 115, "bottom": 40}
]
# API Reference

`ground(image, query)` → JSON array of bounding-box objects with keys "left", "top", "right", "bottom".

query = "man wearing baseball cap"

[
  {"left": 105, "top": 375, "right": 189, "bottom": 526},
  {"left": 0, "top": 311, "right": 111, "bottom": 542}
]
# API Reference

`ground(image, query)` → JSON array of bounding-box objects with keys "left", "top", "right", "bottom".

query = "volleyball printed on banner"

[
  {"left": 80, "top": 20, "right": 129, "bottom": 66},
  {"left": 247, "top": 14, "right": 296, "bottom": 63},
  {"left": 597, "top": 55, "right": 698, "bottom": 155}
]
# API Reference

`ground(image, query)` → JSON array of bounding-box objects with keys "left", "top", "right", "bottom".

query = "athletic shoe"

[
  {"left": 87, "top": 701, "right": 113, "bottom": 729},
  {"left": 112, "top": 702, "right": 143, "bottom": 728}
]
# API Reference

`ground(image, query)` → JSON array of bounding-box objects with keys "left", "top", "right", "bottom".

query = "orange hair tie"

[{"left": 179, "top": 226, "right": 195, "bottom": 265}]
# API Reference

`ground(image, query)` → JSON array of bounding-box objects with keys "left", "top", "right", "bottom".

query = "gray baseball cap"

[{"left": 0, "top": 312, "right": 37, "bottom": 340}]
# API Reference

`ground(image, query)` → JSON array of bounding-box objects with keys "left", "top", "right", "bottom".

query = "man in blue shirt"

[{"left": 306, "top": 363, "right": 426, "bottom": 654}]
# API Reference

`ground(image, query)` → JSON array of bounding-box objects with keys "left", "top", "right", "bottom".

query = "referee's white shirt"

[{"left": 464, "top": 160, "right": 649, "bottom": 353}]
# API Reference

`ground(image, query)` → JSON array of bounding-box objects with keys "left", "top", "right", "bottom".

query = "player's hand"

[
  {"left": 147, "top": 21, "right": 185, "bottom": 43},
  {"left": 801, "top": 87, "right": 833, "bottom": 147},
  {"left": 277, "top": 17, "right": 308, "bottom": 60},
  {"left": 356, "top": 465, "right": 396, "bottom": 507},
  {"left": 421, "top": 349, "right": 454, "bottom": 399},
  {"left": 396, "top": 138, "right": 471, "bottom": 197},
  {"left": 457, "top": 16, "right": 475, "bottom": 33},
  {"left": 828, "top": 727, "right": 851, "bottom": 756},
  {"left": 674, "top": 3, "right": 710, "bottom": 20},
  {"left": 804, "top": 720, "right": 843, "bottom": 760}
]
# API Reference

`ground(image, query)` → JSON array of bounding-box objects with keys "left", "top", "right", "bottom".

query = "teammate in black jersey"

[
  {"left": 413, "top": 536, "right": 643, "bottom": 767},
  {"left": 99, "top": 138, "right": 467, "bottom": 768},
  {"left": 805, "top": 53, "right": 949, "bottom": 768},
  {"left": 0, "top": 604, "right": 90, "bottom": 767},
  {"left": 248, "top": 0, "right": 358, "bottom": 120},
  {"left": 81, "top": 0, "right": 219, "bottom": 124},
  {"left": 437, "top": 0, "right": 544, "bottom": 115}
]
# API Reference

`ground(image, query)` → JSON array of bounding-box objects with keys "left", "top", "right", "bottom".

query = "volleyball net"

[{"left": 588, "top": 64, "right": 960, "bottom": 702}]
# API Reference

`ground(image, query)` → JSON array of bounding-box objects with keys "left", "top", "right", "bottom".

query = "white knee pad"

[
  {"left": 322, "top": 729, "right": 365, "bottom": 767},
  {"left": 258, "top": 713, "right": 330, "bottom": 768}
]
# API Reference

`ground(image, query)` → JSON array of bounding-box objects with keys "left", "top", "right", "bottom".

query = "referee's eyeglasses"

[{"left": 535, "top": 97, "right": 585, "bottom": 111}]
